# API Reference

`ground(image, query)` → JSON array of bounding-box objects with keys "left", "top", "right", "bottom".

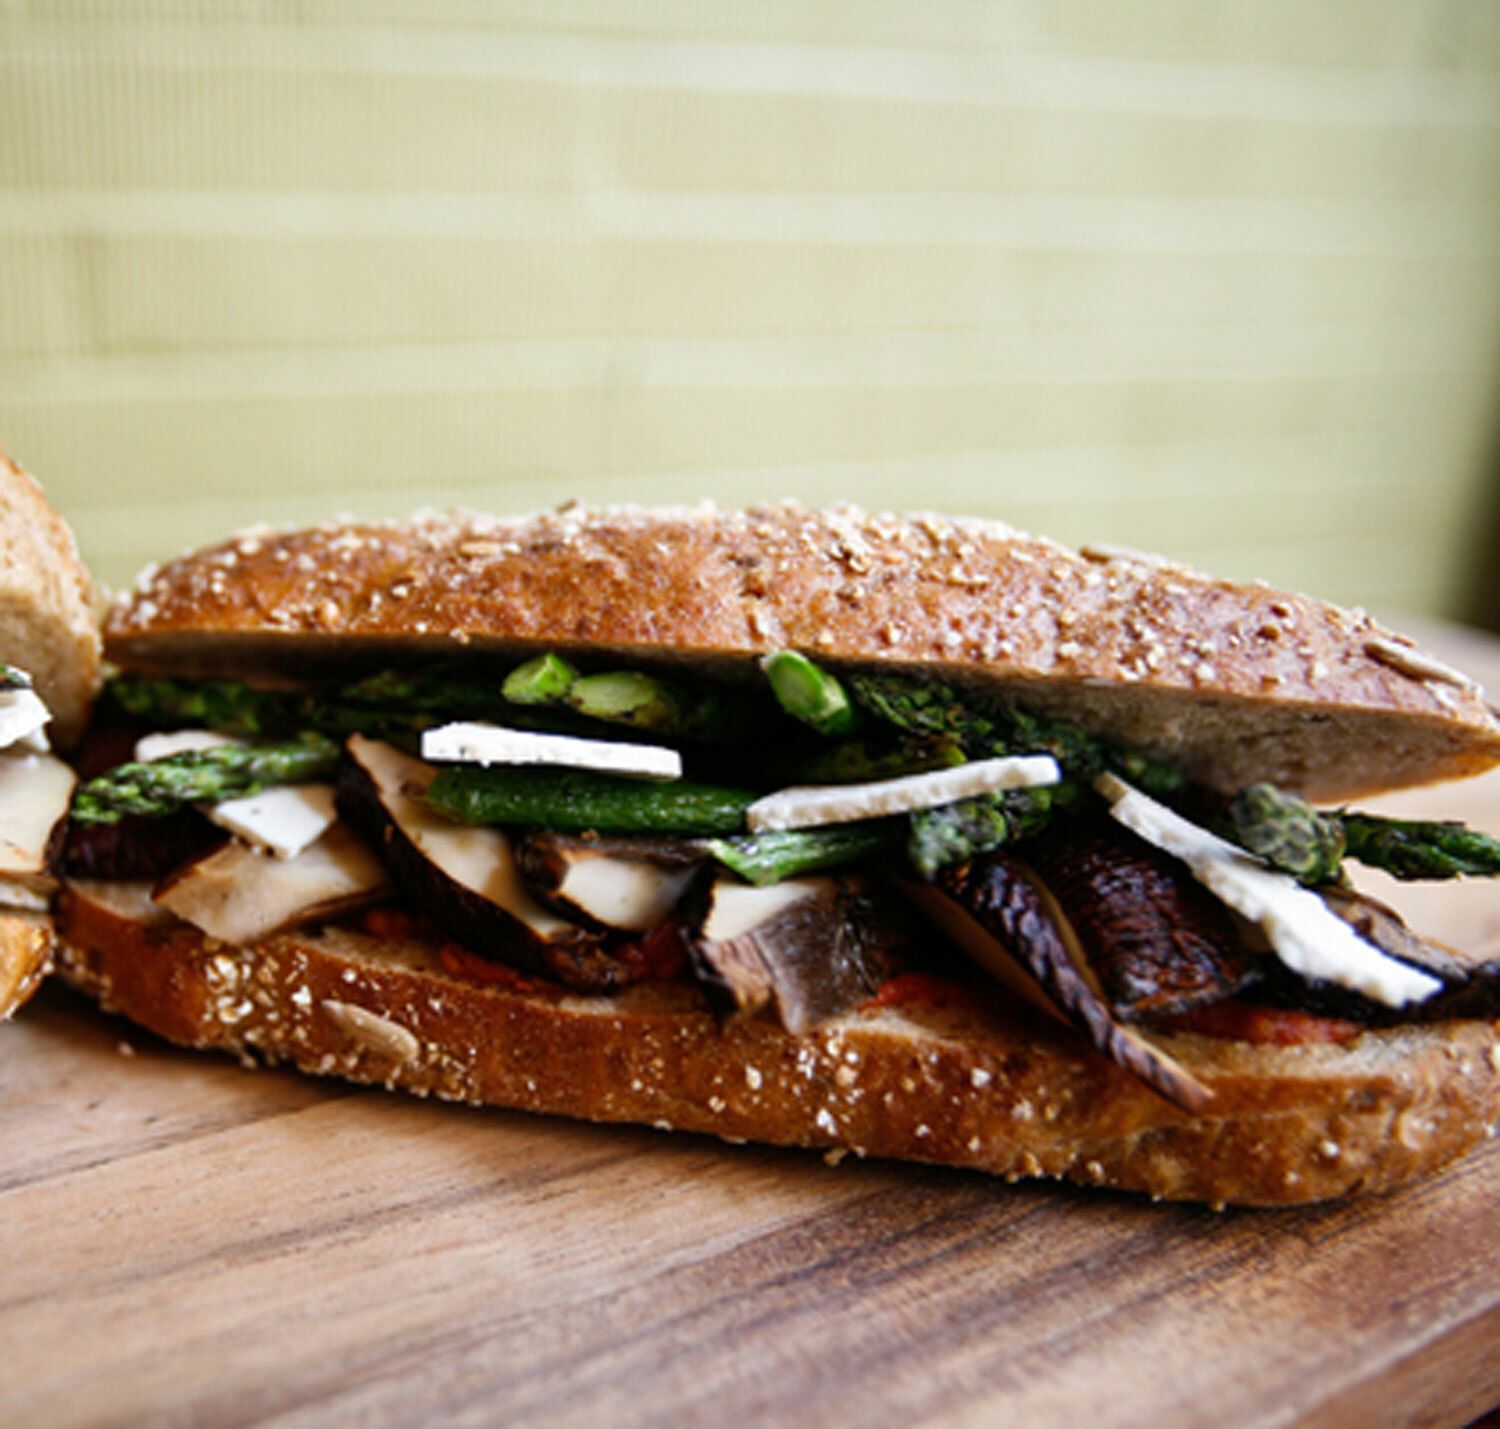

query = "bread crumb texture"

[{"left": 51, "top": 886, "right": 1500, "bottom": 1206}]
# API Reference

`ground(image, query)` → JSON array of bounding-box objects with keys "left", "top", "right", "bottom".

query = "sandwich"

[
  {"left": 0, "top": 451, "right": 101, "bottom": 1017},
  {"left": 53, "top": 502, "right": 1500, "bottom": 1205}
]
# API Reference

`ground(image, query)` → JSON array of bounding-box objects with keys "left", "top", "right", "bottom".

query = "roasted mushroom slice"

[
  {"left": 341, "top": 735, "right": 653, "bottom": 993},
  {"left": 153, "top": 823, "right": 391, "bottom": 945},
  {"left": 909, "top": 852, "right": 1213, "bottom": 1111},
  {"left": 516, "top": 832, "right": 704, "bottom": 932},
  {"left": 0, "top": 750, "right": 76, "bottom": 905},
  {"left": 1025, "top": 820, "right": 1260, "bottom": 1021},
  {"left": 63, "top": 808, "right": 223, "bottom": 881},
  {"left": 688, "top": 874, "right": 900, "bottom": 1034},
  {"left": 1305, "top": 885, "right": 1500, "bottom": 1022}
]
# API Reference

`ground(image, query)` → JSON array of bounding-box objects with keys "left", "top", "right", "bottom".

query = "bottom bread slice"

[
  {"left": 0, "top": 912, "right": 52, "bottom": 1019},
  {"left": 54, "top": 880, "right": 1500, "bottom": 1206}
]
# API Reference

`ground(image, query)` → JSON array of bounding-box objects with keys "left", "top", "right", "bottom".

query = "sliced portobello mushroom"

[
  {"left": 1294, "top": 885, "right": 1500, "bottom": 1023},
  {"left": 908, "top": 852, "right": 1214, "bottom": 1112},
  {"left": 687, "top": 874, "right": 901, "bottom": 1035},
  {"left": 516, "top": 831, "right": 705, "bottom": 932},
  {"left": 1024, "top": 819, "right": 1261, "bottom": 1022},
  {"left": 153, "top": 822, "right": 391, "bottom": 945},
  {"left": 63, "top": 807, "right": 225, "bottom": 881},
  {"left": 0, "top": 750, "right": 78, "bottom": 900},
  {"left": 340, "top": 735, "right": 656, "bottom": 993}
]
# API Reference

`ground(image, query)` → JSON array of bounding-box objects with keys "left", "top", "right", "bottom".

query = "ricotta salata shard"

[
  {"left": 421, "top": 721, "right": 683, "bottom": 781},
  {"left": 0, "top": 684, "right": 51, "bottom": 754},
  {"left": 204, "top": 784, "right": 340, "bottom": 861},
  {"left": 745, "top": 754, "right": 1061, "bottom": 832}
]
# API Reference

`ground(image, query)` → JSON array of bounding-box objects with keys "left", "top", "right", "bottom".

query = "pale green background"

[{"left": 3, "top": 1, "right": 1499, "bottom": 621}]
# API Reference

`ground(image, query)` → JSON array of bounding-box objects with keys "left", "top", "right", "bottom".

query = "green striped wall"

[{"left": 2, "top": 1, "right": 1499, "bottom": 619}]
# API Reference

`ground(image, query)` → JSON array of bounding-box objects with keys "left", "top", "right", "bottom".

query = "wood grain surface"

[{"left": 4, "top": 623, "right": 1500, "bottom": 1429}]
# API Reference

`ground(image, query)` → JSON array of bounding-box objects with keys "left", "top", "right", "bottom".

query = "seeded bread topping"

[{"left": 107, "top": 502, "right": 1500, "bottom": 801}]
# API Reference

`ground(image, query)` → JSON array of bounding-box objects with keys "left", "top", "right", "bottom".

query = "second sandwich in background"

[{"left": 0, "top": 450, "right": 101, "bottom": 1017}]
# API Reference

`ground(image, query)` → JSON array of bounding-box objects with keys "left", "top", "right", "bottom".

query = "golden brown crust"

[
  {"left": 106, "top": 503, "right": 1500, "bottom": 799},
  {"left": 54, "top": 883, "right": 1500, "bottom": 1206},
  {"left": 0, "top": 450, "right": 101, "bottom": 748},
  {"left": 0, "top": 911, "right": 52, "bottom": 1019}
]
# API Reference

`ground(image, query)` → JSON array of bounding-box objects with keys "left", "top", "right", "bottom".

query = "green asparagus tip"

[
  {"left": 502, "top": 653, "right": 579, "bottom": 706},
  {"left": 760, "top": 650, "right": 858, "bottom": 737},
  {"left": 566, "top": 671, "right": 681, "bottom": 731},
  {"left": 1228, "top": 783, "right": 1345, "bottom": 884}
]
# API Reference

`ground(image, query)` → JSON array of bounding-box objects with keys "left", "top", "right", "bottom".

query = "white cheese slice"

[
  {"left": 134, "top": 729, "right": 244, "bottom": 762},
  {"left": 0, "top": 751, "right": 77, "bottom": 879},
  {"left": 0, "top": 687, "right": 51, "bottom": 753},
  {"left": 1094, "top": 772, "right": 1442, "bottom": 1008},
  {"left": 420, "top": 721, "right": 682, "bottom": 782},
  {"left": 745, "top": 754, "right": 1061, "bottom": 834},
  {"left": 205, "top": 784, "right": 340, "bottom": 861}
]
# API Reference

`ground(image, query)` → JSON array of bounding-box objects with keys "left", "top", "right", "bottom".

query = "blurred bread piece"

[
  {"left": 0, "top": 448, "right": 99, "bottom": 1016},
  {"left": 0, "top": 913, "right": 52, "bottom": 1020},
  {"left": 0, "top": 449, "right": 102, "bottom": 750}
]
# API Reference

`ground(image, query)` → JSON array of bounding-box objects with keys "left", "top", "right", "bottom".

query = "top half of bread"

[
  {"left": 105, "top": 501, "right": 1500, "bottom": 802},
  {"left": 0, "top": 451, "right": 100, "bottom": 749}
]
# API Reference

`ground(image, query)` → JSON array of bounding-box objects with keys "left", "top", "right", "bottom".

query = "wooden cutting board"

[{"left": 5, "top": 626, "right": 1500, "bottom": 1429}]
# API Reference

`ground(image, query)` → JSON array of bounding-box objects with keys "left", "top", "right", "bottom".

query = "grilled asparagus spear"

[{"left": 71, "top": 733, "right": 341, "bottom": 824}]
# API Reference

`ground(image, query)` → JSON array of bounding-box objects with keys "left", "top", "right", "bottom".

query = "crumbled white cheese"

[
  {"left": 1095, "top": 773, "right": 1441, "bottom": 1008},
  {"left": 745, "top": 754, "right": 1060, "bottom": 833},
  {"left": 206, "top": 784, "right": 340, "bottom": 860},
  {"left": 0, "top": 687, "right": 51, "bottom": 754},
  {"left": 420, "top": 721, "right": 682, "bottom": 781}
]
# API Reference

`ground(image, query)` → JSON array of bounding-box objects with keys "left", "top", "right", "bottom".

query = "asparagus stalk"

[
  {"left": 1340, "top": 814, "right": 1500, "bottom": 881},
  {"left": 786, "top": 733, "right": 965, "bottom": 786},
  {"left": 845, "top": 668, "right": 1184, "bottom": 791},
  {"left": 424, "top": 765, "right": 758, "bottom": 836},
  {"left": 705, "top": 823, "right": 901, "bottom": 886},
  {"left": 71, "top": 733, "right": 342, "bottom": 824},
  {"left": 1228, "top": 782, "right": 1500, "bottom": 883},
  {"left": 760, "top": 651, "right": 859, "bottom": 736},
  {"left": 906, "top": 782, "right": 1079, "bottom": 878},
  {"left": 107, "top": 674, "right": 301, "bottom": 737}
]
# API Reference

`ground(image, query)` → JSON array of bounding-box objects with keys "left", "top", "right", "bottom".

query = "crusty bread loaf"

[
  {"left": 54, "top": 880, "right": 1500, "bottom": 1206},
  {"left": 0, "top": 450, "right": 101, "bottom": 748},
  {"left": 0, "top": 912, "right": 52, "bottom": 1020},
  {"left": 106, "top": 503, "right": 1500, "bottom": 801}
]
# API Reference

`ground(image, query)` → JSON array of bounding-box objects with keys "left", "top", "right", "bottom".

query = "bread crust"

[
  {"left": 0, "top": 911, "right": 52, "bottom": 1019},
  {"left": 0, "top": 450, "right": 101, "bottom": 748},
  {"left": 54, "top": 882, "right": 1500, "bottom": 1206},
  {"left": 106, "top": 503, "right": 1500, "bottom": 800}
]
